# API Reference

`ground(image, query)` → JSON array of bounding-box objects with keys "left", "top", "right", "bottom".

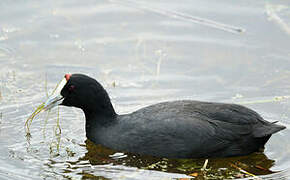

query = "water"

[{"left": 0, "top": 0, "right": 290, "bottom": 179}]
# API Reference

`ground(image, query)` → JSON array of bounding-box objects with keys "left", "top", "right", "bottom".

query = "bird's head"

[{"left": 44, "top": 74, "right": 115, "bottom": 117}]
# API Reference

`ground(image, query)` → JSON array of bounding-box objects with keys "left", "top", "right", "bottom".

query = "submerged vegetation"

[{"left": 82, "top": 140, "right": 275, "bottom": 179}]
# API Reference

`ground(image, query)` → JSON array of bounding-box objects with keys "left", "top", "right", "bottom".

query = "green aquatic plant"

[
  {"left": 25, "top": 77, "right": 66, "bottom": 155},
  {"left": 25, "top": 77, "right": 66, "bottom": 135},
  {"left": 25, "top": 102, "right": 45, "bottom": 136},
  {"left": 238, "top": 95, "right": 290, "bottom": 105}
]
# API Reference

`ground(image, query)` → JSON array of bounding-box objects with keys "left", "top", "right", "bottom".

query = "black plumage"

[{"left": 59, "top": 74, "right": 286, "bottom": 158}]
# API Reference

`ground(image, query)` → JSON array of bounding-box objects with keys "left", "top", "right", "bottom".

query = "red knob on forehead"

[{"left": 65, "top": 74, "right": 72, "bottom": 81}]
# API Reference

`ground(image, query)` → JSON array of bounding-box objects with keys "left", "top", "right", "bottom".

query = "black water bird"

[{"left": 44, "top": 73, "right": 286, "bottom": 158}]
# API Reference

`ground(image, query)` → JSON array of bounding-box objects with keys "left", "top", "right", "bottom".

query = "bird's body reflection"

[{"left": 80, "top": 139, "right": 277, "bottom": 178}]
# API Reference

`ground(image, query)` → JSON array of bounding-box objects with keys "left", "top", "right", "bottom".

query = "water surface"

[{"left": 0, "top": 0, "right": 290, "bottom": 179}]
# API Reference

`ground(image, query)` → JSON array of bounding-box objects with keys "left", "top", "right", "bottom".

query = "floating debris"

[
  {"left": 110, "top": 0, "right": 245, "bottom": 34},
  {"left": 230, "top": 163, "right": 258, "bottom": 178},
  {"left": 266, "top": 4, "right": 290, "bottom": 35},
  {"left": 201, "top": 159, "right": 209, "bottom": 171},
  {"left": 232, "top": 93, "right": 243, "bottom": 100},
  {"left": 237, "top": 95, "right": 290, "bottom": 105}
]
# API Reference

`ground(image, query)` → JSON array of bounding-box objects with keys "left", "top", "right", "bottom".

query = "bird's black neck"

[
  {"left": 81, "top": 82, "right": 117, "bottom": 137},
  {"left": 84, "top": 109, "right": 117, "bottom": 144},
  {"left": 83, "top": 100, "right": 117, "bottom": 131}
]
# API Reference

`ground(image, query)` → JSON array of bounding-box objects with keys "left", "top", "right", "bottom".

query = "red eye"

[{"left": 68, "top": 85, "right": 75, "bottom": 92}]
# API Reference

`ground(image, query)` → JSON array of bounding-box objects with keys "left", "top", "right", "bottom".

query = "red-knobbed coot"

[{"left": 44, "top": 74, "right": 286, "bottom": 158}]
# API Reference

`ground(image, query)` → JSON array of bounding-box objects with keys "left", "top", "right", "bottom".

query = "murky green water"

[{"left": 0, "top": 0, "right": 290, "bottom": 179}]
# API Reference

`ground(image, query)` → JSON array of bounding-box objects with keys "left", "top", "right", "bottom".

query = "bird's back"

[{"left": 98, "top": 100, "right": 285, "bottom": 158}]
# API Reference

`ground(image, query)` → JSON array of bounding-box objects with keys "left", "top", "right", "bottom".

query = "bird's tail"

[{"left": 253, "top": 121, "right": 286, "bottom": 138}]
